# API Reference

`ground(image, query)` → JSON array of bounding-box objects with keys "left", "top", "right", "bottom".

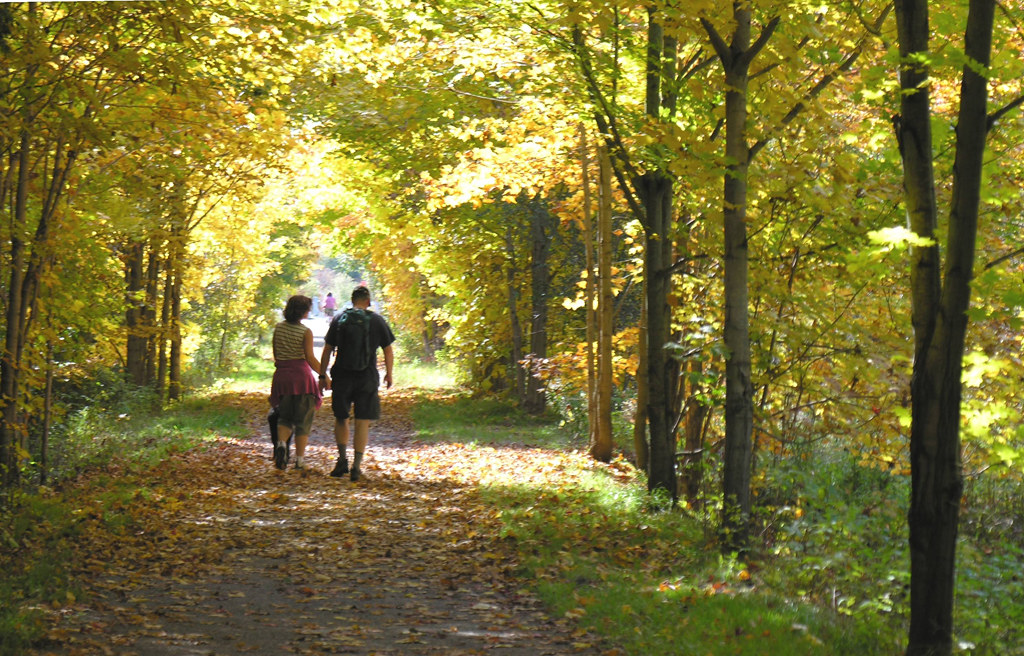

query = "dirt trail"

[{"left": 33, "top": 389, "right": 609, "bottom": 656}]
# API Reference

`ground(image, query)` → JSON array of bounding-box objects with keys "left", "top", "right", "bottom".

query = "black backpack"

[{"left": 334, "top": 308, "right": 372, "bottom": 371}]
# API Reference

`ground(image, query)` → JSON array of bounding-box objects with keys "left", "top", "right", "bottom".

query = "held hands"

[{"left": 319, "top": 376, "right": 331, "bottom": 392}]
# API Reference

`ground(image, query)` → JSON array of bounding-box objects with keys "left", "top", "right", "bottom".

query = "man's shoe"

[
  {"left": 329, "top": 457, "right": 349, "bottom": 478},
  {"left": 274, "top": 445, "right": 287, "bottom": 470},
  {"left": 350, "top": 465, "right": 361, "bottom": 482}
]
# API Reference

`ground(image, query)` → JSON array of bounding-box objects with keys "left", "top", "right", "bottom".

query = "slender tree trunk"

[
  {"left": 524, "top": 198, "right": 554, "bottom": 415},
  {"left": 721, "top": 27, "right": 755, "bottom": 550},
  {"left": 636, "top": 10, "right": 678, "bottom": 498},
  {"left": 593, "top": 148, "right": 615, "bottom": 462},
  {"left": 895, "top": 1, "right": 996, "bottom": 653},
  {"left": 504, "top": 225, "right": 525, "bottom": 400},
  {"left": 637, "top": 169, "right": 674, "bottom": 496},
  {"left": 580, "top": 127, "right": 601, "bottom": 455},
  {"left": 156, "top": 257, "right": 173, "bottom": 405},
  {"left": 571, "top": 10, "right": 680, "bottom": 487},
  {"left": 421, "top": 318, "right": 435, "bottom": 363},
  {"left": 701, "top": 6, "right": 779, "bottom": 549},
  {"left": 125, "top": 240, "right": 147, "bottom": 385},
  {"left": 145, "top": 242, "right": 160, "bottom": 387},
  {"left": 680, "top": 374, "right": 709, "bottom": 502},
  {"left": 168, "top": 265, "right": 183, "bottom": 402},
  {"left": 1, "top": 132, "right": 30, "bottom": 488},
  {"left": 633, "top": 284, "right": 650, "bottom": 471},
  {"left": 41, "top": 334, "right": 54, "bottom": 485}
]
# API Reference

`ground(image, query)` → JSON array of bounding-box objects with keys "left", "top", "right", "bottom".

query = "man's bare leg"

[{"left": 351, "top": 419, "right": 370, "bottom": 481}]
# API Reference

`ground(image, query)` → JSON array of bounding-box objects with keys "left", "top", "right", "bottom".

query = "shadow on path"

[{"left": 31, "top": 389, "right": 610, "bottom": 656}]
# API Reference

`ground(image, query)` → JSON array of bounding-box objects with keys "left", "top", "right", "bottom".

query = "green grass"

[
  {"left": 411, "top": 390, "right": 570, "bottom": 449},
  {"left": 482, "top": 475, "right": 897, "bottom": 655},
  {"left": 397, "top": 361, "right": 458, "bottom": 389},
  {"left": 208, "top": 355, "right": 276, "bottom": 392}
]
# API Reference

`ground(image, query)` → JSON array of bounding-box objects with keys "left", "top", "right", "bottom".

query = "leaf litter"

[{"left": 28, "top": 389, "right": 612, "bottom": 655}]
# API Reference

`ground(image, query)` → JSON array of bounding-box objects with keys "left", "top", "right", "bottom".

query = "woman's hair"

[{"left": 283, "top": 295, "right": 313, "bottom": 323}]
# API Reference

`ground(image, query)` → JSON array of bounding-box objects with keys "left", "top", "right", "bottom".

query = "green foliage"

[
  {"left": 759, "top": 451, "right": 908, "bottom": 629},
  {"left": 0, "top": 494, "right": 77, "bottom": 655},
  {"left": 39, "top": 376, "right": 245, "bottom": 485},
  {"left": 955, "top": 540, "right": 1024, "bottom": 655},
  {"left": 207, "top": 355, "right": 276, "bottom": 393}
]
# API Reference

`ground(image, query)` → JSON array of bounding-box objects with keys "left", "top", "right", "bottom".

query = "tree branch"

[
  {"left": 698, "top": 17, "right": 730, "bottom": 65},
  {"left": 740, "top": 16, "right": 781, "bottom": 69},
  {"left": 570, "top": 25, "right": 645, "bottom": 220},
  {"left": 984, "top": 245, "right": 1024, "bottom": 270},
  {"left": 749, "top": 44, "right": 863, "bottom": 161},
  {"left": 987, "top": 93, "right": 1024, "bottom": 130}
]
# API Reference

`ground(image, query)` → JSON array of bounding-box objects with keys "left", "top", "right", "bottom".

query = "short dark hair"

[
  {"left": 351, "top": 285, "right": 370, "bottom": 304},
  {"left": 283, "top": 295, "right": 312, "bottom": 322}
]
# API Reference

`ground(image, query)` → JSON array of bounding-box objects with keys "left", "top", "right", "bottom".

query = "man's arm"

[{"left": 383, "top": 344, "right": 394, "bottom": 389}]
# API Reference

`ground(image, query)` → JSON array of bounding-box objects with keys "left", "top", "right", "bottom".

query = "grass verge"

[
  {"left": 410, "top": 389, "right": 902, "bottom": 655},
  {"left": 412, "top": 389, "right": 571, "bottom": 450}
]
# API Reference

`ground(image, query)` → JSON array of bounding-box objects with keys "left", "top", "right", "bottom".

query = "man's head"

[{"left": 351, "top": 285, "right": 371, "bottom": 308}]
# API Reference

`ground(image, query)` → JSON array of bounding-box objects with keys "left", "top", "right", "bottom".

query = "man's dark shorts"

[{"left": 331, "top": 368, "right": 381, "bottom": 421}]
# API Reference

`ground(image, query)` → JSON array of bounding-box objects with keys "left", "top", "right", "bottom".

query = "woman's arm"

[{"left": 303, "top": 328, "right": 321, "bottom": 372}]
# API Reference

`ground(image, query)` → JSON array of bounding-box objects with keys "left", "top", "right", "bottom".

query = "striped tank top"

[{"left": 273, "top": 321, "right": 307, "bottom": 361}]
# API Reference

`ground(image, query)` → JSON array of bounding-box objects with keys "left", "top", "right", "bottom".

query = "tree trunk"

[
  {"left": 721, "top": 20, "right": 755, "bottom": 550},
  {"left": 592, "top": 148, "right": 615, "bottom": 462},
  {"left": 580, "top": 126, "right": 601, "bottom": 456},
  {"left": 571, "top": 10, "right": 681, "bottom": 486},
  {"left": 145, "top": 243, "right": 161, "bottom": 387},
  {"left": 504, "top": 225, "right": 525, "bottom": 400},
  {"left": 524, "top": 198, "right": 554, "bottom": 415},
  {"left": 635, "top": 10, "right": 679, "bottom": 498},
  {"left": 41, "top": 334, "right": 54, "bottom": 486},
  {"left": 156, "top": 254, "right": 173, "bottom": 405},
  {"left": 895, "top": 1, "right": 996, "bottom": 653},
  {"left": 633, "top": 284, "right": 650, "bottom": 471},
  {"left": 680, "top": 360, "right": 709, "bottom": 502},
  {"left": 2, "top": 131, "right": 31, "bottom": 489},
  {"left": 125, "top": 240, "right": 147, "bottom": 385},
  {"left": 637, "top": 170, "right": 675, "bottom": 497},
  {"left": 169, "top": 263, "right": 183, "bottom": 402},
  {"left": 701, "top": 5, "right": 779, "bottom": 550}
]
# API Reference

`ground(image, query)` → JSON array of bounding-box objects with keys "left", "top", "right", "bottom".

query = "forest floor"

[{"left": 28, "top": 387, "right": 614, "bottom": 656}]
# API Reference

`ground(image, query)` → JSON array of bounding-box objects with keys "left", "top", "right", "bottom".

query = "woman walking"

[{"left": 269, "top": 295, "right": 322, "bottom": 470}]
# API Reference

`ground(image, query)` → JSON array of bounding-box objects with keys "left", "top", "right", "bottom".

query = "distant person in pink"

[{"left": 323, "top": 292, "right": 338, "bottom": 317}]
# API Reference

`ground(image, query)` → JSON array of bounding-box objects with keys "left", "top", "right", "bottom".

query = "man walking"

[{"left": 319, "top": 285, "right": 395, "bottom": 481}]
